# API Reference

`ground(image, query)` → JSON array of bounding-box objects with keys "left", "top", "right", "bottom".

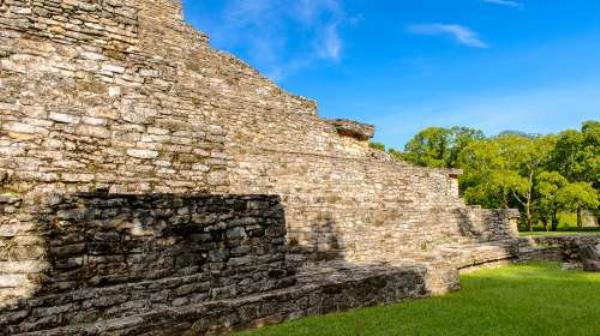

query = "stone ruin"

[{"left": 2, "top": 0, "right": 591, "bottom": 334}]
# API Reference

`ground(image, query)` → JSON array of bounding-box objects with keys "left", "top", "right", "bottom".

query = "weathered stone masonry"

[
  {"left": 1, "top": 194, "right": 295, "bottom": 334},
  {"left": 0, "top": 0, "right": 535, "bottom": 334}
]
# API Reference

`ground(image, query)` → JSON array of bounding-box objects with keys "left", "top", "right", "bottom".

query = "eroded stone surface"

[
  {"left": 516, "top": 236, "right": 600, "bottom": 271},
  {"left": 580, "top": 243, "right": 600, "bottom": 272},
  {"left": 328, "top": 119, "right": 375, "bottom": 141}
]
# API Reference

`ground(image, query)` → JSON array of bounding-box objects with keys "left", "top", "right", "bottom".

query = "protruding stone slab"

[
  {"left": 328, "top": 119, "right": 375, "bottom": 141},
  {"left": 127, "top": 149, "right": 159, "bottom": 159},
  {"left": 581, "top": 243, "right": 600, "bottom": 272}
]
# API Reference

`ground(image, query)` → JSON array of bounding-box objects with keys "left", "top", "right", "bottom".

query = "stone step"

[{"left": 14, "top": 263, "right": 430, "bottom": 336}]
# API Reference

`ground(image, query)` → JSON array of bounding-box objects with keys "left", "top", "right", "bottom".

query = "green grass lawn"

[
  {"left": 520, "top": 212, "right": 600, "bottom": 236},
  {"left": 238, "top": 263, "right": 600, "bottom": 336},
  {"left": 520, "top": 228, "right": 600, "bottom": 237}
]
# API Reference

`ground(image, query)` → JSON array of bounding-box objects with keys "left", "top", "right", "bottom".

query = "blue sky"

[{"left": 183, "top": 0, "right": 600, "bottom": 149}]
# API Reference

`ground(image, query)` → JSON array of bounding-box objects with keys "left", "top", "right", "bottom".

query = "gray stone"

[
  {"left": 328, "top": 119, "right": 375, "bottom": 141},
  {"left": 580, "top": 243, "right": 600, "bottom": 272}
]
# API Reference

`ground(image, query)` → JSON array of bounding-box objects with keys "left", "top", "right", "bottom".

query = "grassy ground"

[
  {"left": 520, "top": 212, "right": 600, "bottom": 236},
  {"left": 520, "top": 227, "right": 600, "bottom": 237},
  {"left": 238, "top": 263, "right": 600, "bottom": 336}
]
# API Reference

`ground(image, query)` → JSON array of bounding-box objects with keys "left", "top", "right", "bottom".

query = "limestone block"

[
  {"left": 75, "top": 125, "right": 111, "bottom": 138},
  {"left": 127, "top": 149, "right": 159, "bottom": 159},
  {"left": 48, "top": 112, "right": 79, "bottom": 124},
  {"left": 102, "top": 64, "right": 126, "bottom": 74},
  {"left": 80, "top": 51, "right": 105, "bottom": 61},
  {"left": 2, "top": 122, "right": 49, "bottom": 135},
  {"left": 0, "top": 261, "right": 48, "bottom": 273},
  {"left": 191, "top": 163, "right": 210, "bottom": 172},
  {"left": 61, "top": 173, "right": 95, "bottom": 183},
  {"left": 0, "top": 274, "right": 27, "bottom": 288},
  {"left": 108, "top": 86, "right": 121, "bottom": 97},
  {"left": 81, "top": 116, "right": 108, "bottom": 126}
]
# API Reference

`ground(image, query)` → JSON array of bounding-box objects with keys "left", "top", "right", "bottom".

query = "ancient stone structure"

[
  {"left": 0, "top": 0, "right": 531, "bottom": 334},
  {"left": 516, "top": 236, "right": 600, "bottom": 271}
]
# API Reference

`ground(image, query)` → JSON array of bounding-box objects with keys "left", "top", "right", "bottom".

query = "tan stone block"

[
  {"left": 21, "top": 105, "right": 47, "bottom": 118},
  {"left": 49, "top": 112, "right": 80, "bottom": 124},
  {"left": 127, "top": 149, "right": 159, "bottom": 159},
  {"left": 0, "top": 261, "right": 49, "bottom": 274},
  {"left": 62, "top": 173, "right": 95, "bottom": 183},
  {"left": 102, "top": 64, "right": 125, "bottom": 74},
  {"left": 75, "top": 125, "right": 111, "bottom": 138},
  {"left": 2, "top": 122, "right": 49, "bottom": 135},
  {"left": 82, "top": 116, "right": 108, "bottom": 126},
  {"left": 0, "top": 274, "right": 27, "bottom": 288}
]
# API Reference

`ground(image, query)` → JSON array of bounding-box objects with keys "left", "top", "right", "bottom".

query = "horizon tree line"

[{"left": 372, "top": 121, "right": 600, "bottom": 231}]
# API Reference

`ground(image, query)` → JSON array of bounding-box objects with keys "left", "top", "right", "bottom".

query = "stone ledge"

[
  {"left": 13, "top": 263, "right": 428, "bottom": 336},
  {"left": 515, "top": 235, "right": 600, "bottom": 271},
  {"left": 328, "top": 119, "right": 375, "bottom": 141}
]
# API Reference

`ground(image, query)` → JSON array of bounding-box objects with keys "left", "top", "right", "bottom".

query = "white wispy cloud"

[
  {"left": 482, "top": 0, "right": 523, "bottom": 8},
  {"left": 408, "top": 24, "right": 488, "bottom": 48},
  {"left": 318, "top": 22, "right": 342, "bottom": 60},
  {"left": 204, "top": 0, "right": 351, "bottom": 81}
]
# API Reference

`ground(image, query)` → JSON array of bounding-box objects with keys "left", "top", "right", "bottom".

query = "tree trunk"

[
  {"left": 540, "top": 217, "right": 548, "bottom": 232},
  {"left": 577, "top": 207, "right": 583, "bottom": 228},
  {"left": 551, "top": 211, "right": 559, "bottom": 231}
]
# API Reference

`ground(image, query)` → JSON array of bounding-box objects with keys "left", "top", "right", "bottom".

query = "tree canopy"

[{"left": 394, "top": 121, "right": 599, "bottom": 231}]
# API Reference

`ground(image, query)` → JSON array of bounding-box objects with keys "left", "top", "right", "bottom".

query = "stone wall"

[
  {"left": 0, "top": 0, "right": 230, "bottom": 198},
  {"left": 231, "top": 150, "right": 520, "bottom": 265},
  {"left": 516, "top": 236, "right": 600, "bottom": 270},
  {"left": 0, "top": 0, "right": 520, "bottom": 265},
  {"left": 0, "top": 193, "right": 292, "bottom": 334}
]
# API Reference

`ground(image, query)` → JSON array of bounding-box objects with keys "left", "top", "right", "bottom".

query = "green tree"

[
  {"left": 403, "top": 126, "right": 484, "bottom": 168},
  {"left": 404, "top": 127, "right": 452, "bottom": 168},
  {"left": 448, "top": 126, "right": 486, "bottom": 168},
  {"left": 459, "top": 138, "right": 526, "bottom": 209},
  {"left": 535, "top": 171, "right": 569, "bottom": 231},
  {"left": 402, "top": 121, "right": 599, "bottom": 231},
  {"left": 555, "top": 182, "right": 599, "bottom": 228},
  {"left": 507, "top": 135, "right": 557, "bottom": 231},
  {"left": 581, "top": 121, "right": 600, "bottom": 190},
  {"left": 459, "top": 134, "right": 556, "bottom": 230},
  {"left": 550, "top": 123, "right": 599, "bottom": 184},
  {"left": 459, "top": 139, "right": 505, "bottom": 208},
  {"left": 550, "top": 122, "right": 600, "bottom": 226},
  {"left": 551, "top": 130, "right": 587, "bottom": 181}
]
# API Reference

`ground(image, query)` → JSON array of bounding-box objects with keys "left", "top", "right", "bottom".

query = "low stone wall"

[
  {"left": 0, "top": 193, "right": 294, "bottom": 334},
  {"left": 17, "top": 264, "right": 428, "bottom": 336},
  {"left": 460, "top": 207, "right": 520, "bottom": 241},
  {"left": 515, "top": 235, "right": 600, "bottom": 270}
]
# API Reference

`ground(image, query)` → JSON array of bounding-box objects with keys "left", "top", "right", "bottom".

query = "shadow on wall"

[
  {"left": 453, "top": 207, "right": 520, "bottom": 242},
  {"left": 287, "top": 212, "right": 344, "bottom": 267},
  {"left": 454, "top": 208, "right": 487, "bottom": 242}
]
